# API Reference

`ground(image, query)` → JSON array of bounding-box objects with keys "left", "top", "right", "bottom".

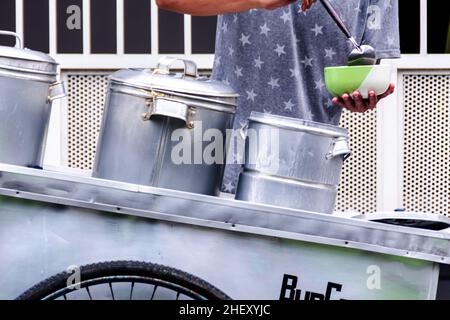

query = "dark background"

[{"left": 0, "top": 1, "right": 448, "bottom": 55}]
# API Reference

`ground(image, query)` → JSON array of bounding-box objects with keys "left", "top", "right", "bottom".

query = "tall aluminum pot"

[
  {"left": 235, "top": 112, "right": 351, "bottom": 214},
  {"left": 92, "top": 57, "right": 238, "bottom": 196},
  {"left": 0, "top": 31, "right": 65, "bottom": 168}
]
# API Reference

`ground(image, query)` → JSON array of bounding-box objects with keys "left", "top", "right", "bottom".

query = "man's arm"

[{"left": 156, "top": 0, "right": 298, "bottom": 16}]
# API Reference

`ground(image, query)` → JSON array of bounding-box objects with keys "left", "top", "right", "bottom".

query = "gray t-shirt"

[{"left": 211, "top": 0, "right": 400, "bottom": 193}]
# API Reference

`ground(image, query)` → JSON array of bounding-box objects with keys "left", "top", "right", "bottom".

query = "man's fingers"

[
  {"left": 377, "top": 83, "right": 395, "bottom": 100},
  {"left": 342, "top": 93, "right": 356, "bottom": 112},
  {"left": 368, "top": 90, "right": 378, "bottom": 109},
  {"left": 332, "top": 97, "right": 345, "bottom": 109},
  {"left": 332, "top": 95, "right": 356, "bottom": 112},
  {"left": 352, "top": 91, "right": 366, "bottom": 112},
  {"left": 301, "top": 0, "right": 316, "bottom": 11}
]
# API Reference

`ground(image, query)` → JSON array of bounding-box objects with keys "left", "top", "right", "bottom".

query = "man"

[{"left": 157, "top": 0, "right": 400, "bottom": 193}]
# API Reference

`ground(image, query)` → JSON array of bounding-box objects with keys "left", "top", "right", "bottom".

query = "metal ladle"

[{"left": 319, "top": 0, "right": 377, "bottom": 66}]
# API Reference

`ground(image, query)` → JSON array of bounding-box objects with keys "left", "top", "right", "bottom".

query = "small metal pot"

[
  {"left": 92, "top": 57, "right": 238, "bottom": 195},
  {"left": 0, "top": 31, "right": 65, "bottom": 168},
  {"left": 235, "top": 112, "right": 351, "bottom": 214}
]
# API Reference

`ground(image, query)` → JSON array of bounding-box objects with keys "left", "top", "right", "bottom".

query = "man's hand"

[
  {"left": 257, "top": 0, "right": 316, "bottom": 11},
  {"left": 157, "top": 0, "right": 301, "bottom": 16},
  {"left": 256, "top": 0, "right": 297, "bottom": 10},
  {"left": 332, "top": 83, "right": 395, "bottom": 113},
  {"left": 301, "top": 0, "right": 317, "bottom": 11}
]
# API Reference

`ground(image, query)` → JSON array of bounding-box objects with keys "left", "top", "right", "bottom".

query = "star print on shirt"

[
  {"left": 274, "top": 44, "right": 286, "bottom": 57},
  {"left": 354, "top": 6, "right": 362, "bottom": 13},
  {"left": 268, "top": 78, "right": 280, "bottom": 89},
  {"left": 246, "top": 89, "right": 257, "bottom": 102},
  {"left": 301, "top": 56, "right": 313, "bottom": 68},
  {"left": 325, "top": 98, "right": 334, "bottom": 109},
  {"left": 289, "top": 68, "right": 298, "bottom": 78},
  {"left": 234, "top": 66, "right": 243, "bottom": 78},
  {"left": 284, "top": 99, "right": 295, "bottom": 111},
  {"left": 215, "top": 56, "right": 221, "bottom": 66},
  {"left": 260, "top": 23, "right": 270, "bottom": 37},
  {"left": 223, "top": 181, "right": 235, "bottom": 193},
  {"left": 325, "top": 48, "right": 336, "bottom": 60},
  {"left": 254, "top": 56, "right": 264, "bottom": 69},
  {"left": 221, "top": 22, "right": 228, "bottom": 33},
  {"left": 228, "top": 46, "right": 234, "bottom": 57},
  {"left": 233, "top": 14, "right": 238, "bottom": 23},
  {"left": 315, "top": 79, "right": 325, "bottom": 91},
  {"left": 311, "top": 24, "right": 324, "bottom": 36},
  {"left": 240, "top": 33, "right": 251, "bottom": 46},
  {"left": 280, "top": 11, "right": 291, "bottom": 24},
  {"left": 222, "top": 78, "right": 230, "bottom": 86},
  {"left": 263, "top": 109, "right": 273, "bottom": 114}
]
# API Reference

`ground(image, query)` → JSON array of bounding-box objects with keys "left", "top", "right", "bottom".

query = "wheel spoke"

[
  {"left": 150, "top": 286, "right": 158, "bottom": 300},
  {"left": 86, "top": 287, "right": 92, "bottom": 300},
  {"left": 63, "top": 294, "right": 67, "bottom": 300},
  {"left": 109, "top": 282, "right": 115, "bottom": 300},
  {"left": 176, "top": 292, "right": 180, "bottom": 300},
  {"left": 129, "top": 282, "right": 135, "bottom": 300}
]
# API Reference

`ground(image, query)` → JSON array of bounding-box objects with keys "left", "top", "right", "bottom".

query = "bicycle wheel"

[{"left": 16, "top": 261, "right": 231, "bottom": 300}]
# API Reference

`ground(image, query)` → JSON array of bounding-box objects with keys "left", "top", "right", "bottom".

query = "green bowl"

[{"left": 324, "top": 65, "right": 391, "bottom": 99}]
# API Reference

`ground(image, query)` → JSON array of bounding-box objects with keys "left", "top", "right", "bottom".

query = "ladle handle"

[{"left": 319, "top": 0, "right": 356, "bottom": 45}]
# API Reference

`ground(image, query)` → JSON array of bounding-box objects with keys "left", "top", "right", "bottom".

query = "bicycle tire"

[{"left": 16, "top": 260, "right": 231, "bottom": 300}]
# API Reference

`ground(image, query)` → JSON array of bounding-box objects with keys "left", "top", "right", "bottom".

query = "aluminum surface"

[
  {"left": 0, "top": 77, "right": 53, "bottom": 167},
  {"left": 0, "top": 197, "right": 440, "bottom": 300},
  {"left": 93, "top": 58, "right": 236, "bottom": 196},
  {"left": 0, "top": 31, "right": 58, "bottom": 83},
  {"left": 236, "top": 170, "right": 337, "bottom": 213},
  {"left": 248, "top": 112, "right": 349, "bottom": 137},
  {"left": 0, "top": 31, "right": 63, "bottom": 168},
  {"left": 110, "top": 68, "right": 238, "bottom": 100},
  {"left": 0, "top": 163, "right": 449, "bottom": 264},
  {"left": 236, "top": 112, "right": 351, "bottom": 214}
]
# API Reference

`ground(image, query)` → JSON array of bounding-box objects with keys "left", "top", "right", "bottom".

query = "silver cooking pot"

[
  {"left": 0, "top": 31, "right": 65, "bottom": 168},
  {"left": 92, "top": 57, "right": 238, "bottom": 195},
  {"left": 235, "top": 112, "right": 351, "bottom": 214}
]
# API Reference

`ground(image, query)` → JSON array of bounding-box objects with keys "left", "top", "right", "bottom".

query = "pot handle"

[
  {"left": 326, "top": 137, "right": 352, "bottom": 161},
  {"left": 143, "top": 97, "right": 196, "bottom": 129},
  {"left": 0, "top": 30, "right": 23, "bottom": 49},
  {"left": 47, "top": 81, "right": 67, "bottom": 103},
  {"left": 154, "top": 56, "right": 198, "bottom": 78}
]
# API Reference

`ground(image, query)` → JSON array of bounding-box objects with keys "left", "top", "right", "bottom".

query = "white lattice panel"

[
  {"left": 335, "top": 110, "right": 378, "bottom": 214},
  {"left": 67, "top": 73, "right": 109, "bottom": 170},
  {"left": 403, "top": 74, "right": 450, "bottom": 215}
]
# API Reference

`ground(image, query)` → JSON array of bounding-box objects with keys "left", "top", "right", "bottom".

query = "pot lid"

[
  {"left": 0, "top": 45, "right": 57, "bottom": 65},
  {"left": 109, "top": 57, "right": 238, "bottom": 99},
  {"left": 0, "top": 31, "right": 58, "bottom": 77},
  {"left": 248, "top": 112, "right": 348, "bottom": 137},
  {"left": 111, "top": 69, "right": 238, "bottom": 99},
  {"left": 353, "top": 212, "right": 450, "bottom": 231}
]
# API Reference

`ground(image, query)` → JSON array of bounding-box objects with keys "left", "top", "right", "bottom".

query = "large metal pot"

[
  {"left": 0, "top": 31, "right": 65, "bottom": 168},
  {"left": 235, "top": 112, "right": 351, "bottom": 214},
  {"left": 92, "top": 57, "right": 238, "bottom": 195}
]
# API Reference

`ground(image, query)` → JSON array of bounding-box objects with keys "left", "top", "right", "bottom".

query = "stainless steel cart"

[{"left": 1, "top": 163, "right": 449, "bottom": 300}]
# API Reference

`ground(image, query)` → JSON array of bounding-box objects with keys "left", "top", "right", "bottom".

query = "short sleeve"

[{"left": 362, "top": 0, "right": 401, "bottom": 59}]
